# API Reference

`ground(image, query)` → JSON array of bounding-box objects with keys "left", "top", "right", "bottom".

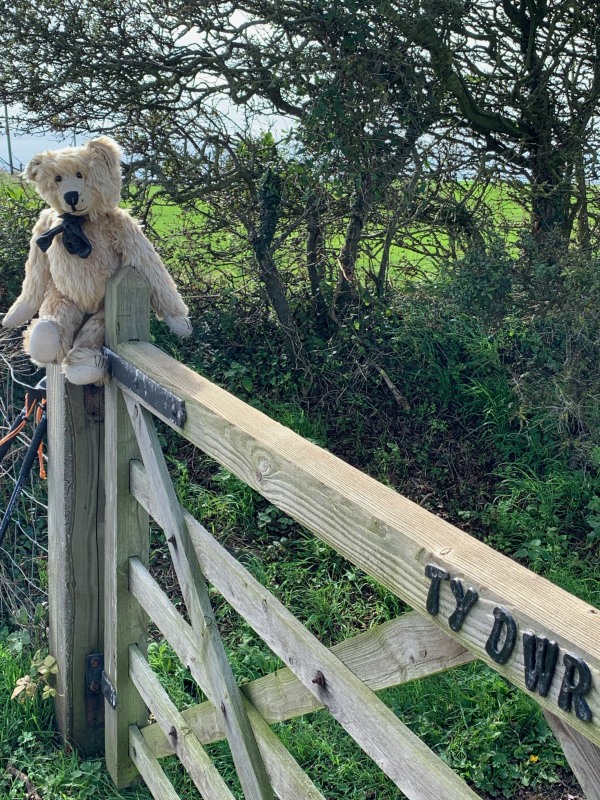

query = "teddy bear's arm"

[
  {"left": 114, "top": 210, "right": 192, "bottom": 337},
  {"left": 2, "top": 211, "right": 54, "bottom": 328}
]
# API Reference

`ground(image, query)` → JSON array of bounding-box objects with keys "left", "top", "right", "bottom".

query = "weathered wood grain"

[
  {"left": 129, "top": 725, "right": 181, "bottom": 800},
  {"left": 245, "top": 607, "right": 474, "bottom": 720},
  {"left": 133, "top": 557, "right": 464, "bottom": 800},
  {"left": 130, "top": 468, "right": 482, "bottom": 800},
  {"left": 47, "top": 365, "right": 105, "bottom": 754},
  {"left": 242, "top": 701, "right": 327, "bottom": 800},
  {"left": 104, "top": 268, "right": 151, "bottom": 787},
  {"left": 105, "top": 265, "right": 151, "bottom": 349},
  {"left": 130, "top": 644, "right": 236, "bottom": 800},
  {"left": 116, "top": 340, "right": 600, "bottom": 746},
  {"left": 129, "top": 560, "right": 327, "bottom": 800}
]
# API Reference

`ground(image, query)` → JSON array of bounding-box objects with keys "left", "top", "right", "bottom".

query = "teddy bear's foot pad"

[
  {"left": 28, "top": 319, "right": 61, "bottom": 364},
  {"left": 63, "top": 352, "right": 108, "bottom": 385}
]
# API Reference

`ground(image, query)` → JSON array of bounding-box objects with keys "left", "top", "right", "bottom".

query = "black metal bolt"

[{"left": 312, "top": 671, "right": 326, "bottom": 687}]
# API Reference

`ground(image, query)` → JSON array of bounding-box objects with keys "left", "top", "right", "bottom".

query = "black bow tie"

[{"left": 36, "top": 213, "right": 92, "bottom": 259}]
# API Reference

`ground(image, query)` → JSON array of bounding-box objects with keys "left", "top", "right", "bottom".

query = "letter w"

[{"left": 523, "top": 631, "right": 559, "bottom": 697}]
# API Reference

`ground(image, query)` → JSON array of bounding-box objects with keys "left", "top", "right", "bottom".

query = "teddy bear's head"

[{"left": 24, "top": 137, "right": 122, "bottom": 221}]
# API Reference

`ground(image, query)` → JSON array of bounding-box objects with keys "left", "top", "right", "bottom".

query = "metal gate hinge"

[{"left": 85, "top": 653, "right": 105, "bottom": 729}]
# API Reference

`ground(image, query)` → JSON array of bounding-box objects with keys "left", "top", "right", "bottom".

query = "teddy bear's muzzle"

[{"left": 64, "top": 191, "right": 80, "bottom": 211}]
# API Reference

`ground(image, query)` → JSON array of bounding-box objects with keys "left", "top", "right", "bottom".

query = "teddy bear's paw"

[
  {"left": 63, "top": 351, "right": 108, "bottom": 386},
  {"left": 28, "top": 319, "right": 61, "bottom": 364},
  {"left": 2, "top": 299, "right": 37, "bottom": 328},
  {"left": 164, "top": 315, "right": 192, "bottom": 338}
]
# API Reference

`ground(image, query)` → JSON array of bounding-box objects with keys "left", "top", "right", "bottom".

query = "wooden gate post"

[
  {"left": 47, "top": 366, "right": 105, "bottom": 755},
  {"left": 104, "top": 266, "right": 151, "bottom": 788}
]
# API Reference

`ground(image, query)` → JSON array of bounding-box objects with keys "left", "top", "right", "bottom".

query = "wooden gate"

[{"left": 48, "top": 268, "right": 600, "bottom": 798}]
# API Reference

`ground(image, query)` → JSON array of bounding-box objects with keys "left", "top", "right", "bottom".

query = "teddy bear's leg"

[
  {"left": 25, "top": 292, "right": 85, "bottom": 366},
  {"left": 62, "top": 310, "right": 108, "bottom": 386}
]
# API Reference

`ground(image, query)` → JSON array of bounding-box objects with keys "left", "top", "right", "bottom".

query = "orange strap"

[
  {"left": 0, "top": 394, "right": 39, "bottom": 448},
  {"left": 36, "top": 400, "right": 47, "bottom": 480}
]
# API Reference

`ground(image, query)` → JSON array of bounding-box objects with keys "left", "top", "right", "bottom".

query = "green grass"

[
  {"left": 0, "top": 638, "right": 152, "bottom": 799},
  {"left": 385, "top": 664, "right": 567, "bottom": 796}
]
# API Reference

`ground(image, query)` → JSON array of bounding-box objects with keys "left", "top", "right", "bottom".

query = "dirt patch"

[{"left": 482, "top": 775, "right": 582, "bottom": 800}]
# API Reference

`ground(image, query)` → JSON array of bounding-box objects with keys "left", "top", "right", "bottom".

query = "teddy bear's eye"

[
  {"left": 55, "top": 176, "right": 62, "bottom": 182},
  {"left": 76, "top": 172, "right": 83, "bottom": 179}
]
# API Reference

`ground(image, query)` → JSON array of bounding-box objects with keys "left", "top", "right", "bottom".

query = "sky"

[{"left": 0, "top": 128, "right": 81, "bottom": 174}]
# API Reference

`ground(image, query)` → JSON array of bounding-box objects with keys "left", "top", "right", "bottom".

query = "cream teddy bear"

[{"left": 2, "top": 136, "right": 191, "bottom": 385}]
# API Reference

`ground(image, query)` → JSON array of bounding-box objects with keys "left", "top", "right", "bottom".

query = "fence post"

[
  {"left": 47, "top": 366, "right": 105, "bottom": 755},
  {"left": 104, "top": 266, "right": 151, "bottom": 787}
]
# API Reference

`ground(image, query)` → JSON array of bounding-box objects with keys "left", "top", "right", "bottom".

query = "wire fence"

[{"left": 0, "top": 328, "right": 48, "bottom": 624}]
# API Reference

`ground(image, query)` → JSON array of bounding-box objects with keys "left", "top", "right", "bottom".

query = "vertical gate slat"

[
  {"left": 122, "top": 391, "right": 273, "bottom": 800},
  {"left": 104, "top": 267, "right": 151, "bottom": 787}
]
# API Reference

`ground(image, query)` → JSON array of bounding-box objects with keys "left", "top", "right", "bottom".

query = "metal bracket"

[
  {"left": 85, "top": 653, "right": 105, "bottom": 729},
  {"left": 101, "top": 670, "right": 118, "bottom": 709},
  {"left": 104, "top": 347, "right": 187, "bottom": 428}
]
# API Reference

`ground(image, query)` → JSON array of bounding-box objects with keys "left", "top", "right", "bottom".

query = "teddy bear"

[{"left": 2, "top": 136, "right": 191, "bottom": 385}]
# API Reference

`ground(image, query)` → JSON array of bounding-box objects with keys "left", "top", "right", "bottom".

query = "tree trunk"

[
  {"left": 306, "top": 191, "right": 329, "bottom": 328},
  {"left": 375, "top": 214, "right": 398, "bottom": 296},
  {"left": 573, "top": 151, "right": 591, "bottom": 252},
  {"left": 253, "top": 168, "right": 310, "bottom": 373},
  {"left": 529, "top": 163, "right": 571, "bottom": 262},
  {"left": 333, "top": 183, "right": 371, "bottom": 312},
  {"left": 256, "top": 247, "right": 308, "bottom": 369}
]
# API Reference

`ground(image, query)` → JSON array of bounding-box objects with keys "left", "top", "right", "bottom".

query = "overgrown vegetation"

[{"left": 1, "top": 167, "right": 598, "bottom": 796}]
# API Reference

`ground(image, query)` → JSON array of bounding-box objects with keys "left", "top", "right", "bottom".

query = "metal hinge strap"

[
  {"left": 101, "top": 671, "right": 118, "bottom": 709},
  {"left": 104, "top": 347, "right": 187, "bottom": 428}
]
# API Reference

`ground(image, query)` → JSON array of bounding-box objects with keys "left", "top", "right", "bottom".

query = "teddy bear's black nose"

[{"left": 63, "top": 191, "right": 79, "bottom": 210}]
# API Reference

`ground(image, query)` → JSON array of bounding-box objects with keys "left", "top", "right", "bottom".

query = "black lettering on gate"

[
  {"left": 523, "top": 632, "right": 559, "bottom": 697},
  {"left": 558, "top": 653, "right": 593, "bottom": 723},
  {"left": 425, "top": 565, "right": 450, "bottom": 615},
  {"left": 485, "top": 606, "right": 517, "bottom": 664},
  {"left": 448, "top": 579, "right": 479, "bottom": 632}
]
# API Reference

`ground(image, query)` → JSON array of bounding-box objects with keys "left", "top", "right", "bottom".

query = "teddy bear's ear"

[
  {"left": 84, "top": 136, "right": 123, "bottom": 211},
  {"left": 23, "top": 154, "right": 45, "bottom": 182},
  {"left": 85, "top": 136, "right": 122, "bottom": 168}
]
